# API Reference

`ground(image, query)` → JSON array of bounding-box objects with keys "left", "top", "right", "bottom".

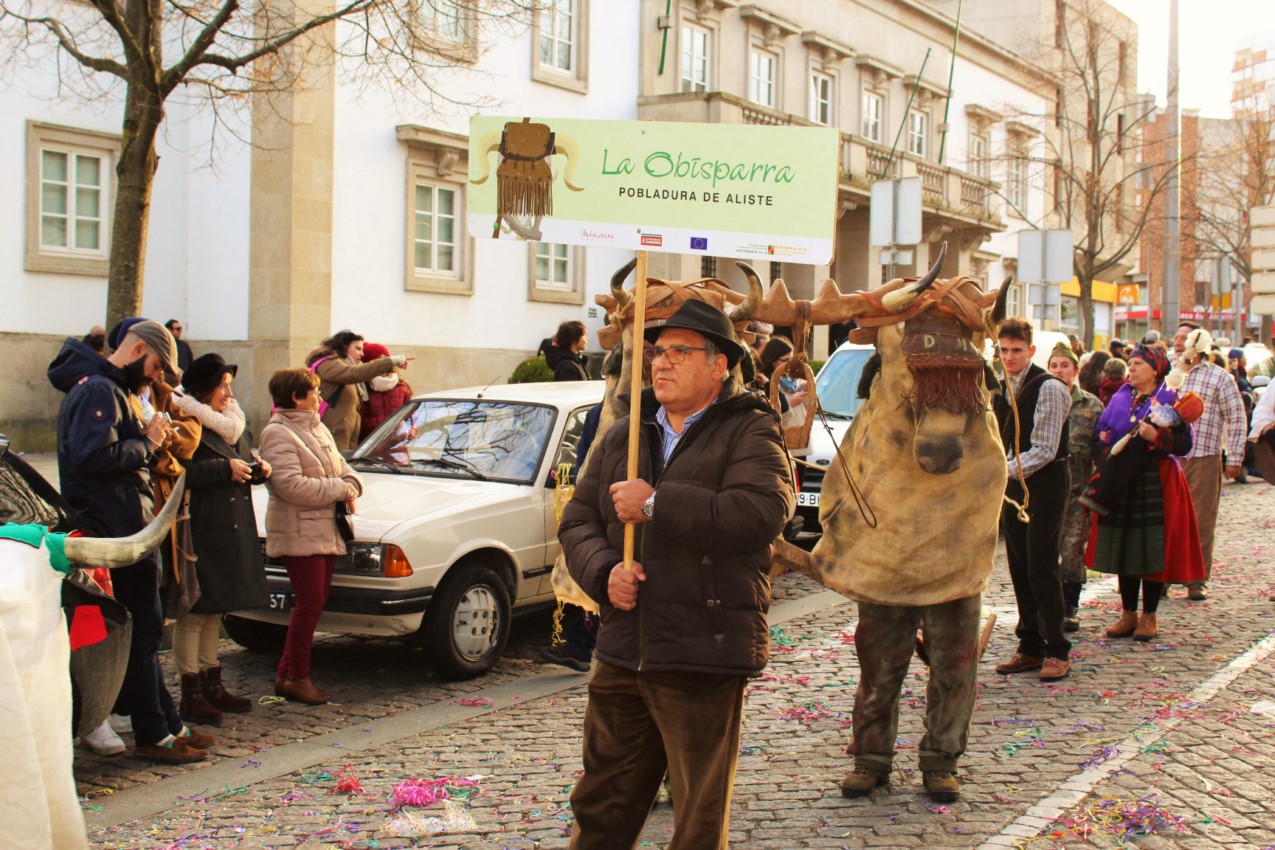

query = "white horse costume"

[{"left": 0, "top": 534, "right": 87, "bottom": 850}]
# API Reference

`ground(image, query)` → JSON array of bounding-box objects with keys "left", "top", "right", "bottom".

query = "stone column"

[{"left": 247, "top": 0, "right": 337, "bottom": 433}]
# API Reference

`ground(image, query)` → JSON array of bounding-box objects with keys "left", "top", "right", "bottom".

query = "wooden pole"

[{"left": 622, "top": 250, "right": 649, "bottom": 570}]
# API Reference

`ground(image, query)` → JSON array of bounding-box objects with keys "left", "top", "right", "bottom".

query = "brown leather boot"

[
  {"left": 279, "top": 677, "right": 329, "bottom": 705},
  {"left": 1134, "top": 612, "right": 1158, "bottom": 641},
  {"left": 178, "top": 673, "right": 223, "bottom": 725},
  {"left": 202, "top": 667, "right": 252, "bottom": 713},
  {"left": 1105, "top": 611, "right": 1139, "bottom": 638}
]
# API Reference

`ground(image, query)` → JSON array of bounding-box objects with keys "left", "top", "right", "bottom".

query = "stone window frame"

[
  {"left": 413, "top": 0, "right": 480, "bottom": 64},
  {"left": 527, "top": 242, "right": 586, "bottom": 305},
  {"left": 808, "top": 68, "right": 835, "bottom": 126},
  {"left": 748, "top": 46, "right": 779, "bottom": 108},
  {"left": 531, "top": 0, "right": 589, "bottom": 94},
  {"left": 25, "top": 121, "right": 121, "bottom": 277},
  {"left": 861, "top": 88, "right": 885, "bottom": 143},
  {"left": 397, "top": 125, "right": 474, "bottom": 295},
  {"left": 801, "top": 31, "right": 852, "bottom": 128},
  {"left": 968, "top": 130, "right": 989, "bottom": 178},
  {"left": 680, "top": 20, "right": 713, "bottom": 93},
  {"left": 907, "top": 108, "right": 930, "bottom": 158}
]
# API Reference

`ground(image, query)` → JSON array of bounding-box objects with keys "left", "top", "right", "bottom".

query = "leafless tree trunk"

[
  {"left": 988, "top": 0, "right": 1182, "bottom": 349},
  {"left": 1, "top": 0, "right": 541, "bottom": 329}
]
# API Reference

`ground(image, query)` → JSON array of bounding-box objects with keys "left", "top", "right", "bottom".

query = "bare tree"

[
  {"left": 988, "top": 0, "right": 1181, "bottom": 348},
  {"left": 0, "top": 0, "right": 539, "bottom": 328},
  {"left": 1189, "top": 108, "right": 1275, "bottom": 298}
]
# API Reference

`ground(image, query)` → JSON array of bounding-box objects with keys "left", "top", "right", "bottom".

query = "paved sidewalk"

[{"left": 79, "top": 477, "right": 1275, "bottom": 849}]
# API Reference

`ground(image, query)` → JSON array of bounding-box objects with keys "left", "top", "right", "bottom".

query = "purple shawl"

[{"left": 1096, "top": 381, "right": 1179, "bottom": 447}]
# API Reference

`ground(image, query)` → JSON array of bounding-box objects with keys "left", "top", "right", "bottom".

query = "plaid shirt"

[
  {"left": 1180, "top": 361, "right": 1246, "bottom": 461},
  {"left": 1005, "top": 368, "right": 1070, "bottom": 479}
]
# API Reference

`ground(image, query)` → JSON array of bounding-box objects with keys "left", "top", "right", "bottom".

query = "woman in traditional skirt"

[{"left": 1085, "top": 345, "right": 1204, "bottom": 641}]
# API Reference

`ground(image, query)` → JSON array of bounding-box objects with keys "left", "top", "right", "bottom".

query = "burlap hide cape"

[
  {"left": 814, "top": 275, "right": 1006, "bottom": 607},
  {"left": 497, "top": 118, "right": 556, "bottom": 221}
]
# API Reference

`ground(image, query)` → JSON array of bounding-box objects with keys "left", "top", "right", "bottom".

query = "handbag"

[
  {"left": 334, "top": 500, "right": 356, "bottom": 544},
  {"left": 160, "top": 491, "right": 202, "bottom": 618}
]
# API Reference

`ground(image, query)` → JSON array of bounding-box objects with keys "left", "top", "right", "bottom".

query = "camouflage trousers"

[
  {"left": 849, "top": 595, "right": 982, "bottom": 774},
  {"left": 1059, "top": 495, "right": 1091, "bottom": 586}
]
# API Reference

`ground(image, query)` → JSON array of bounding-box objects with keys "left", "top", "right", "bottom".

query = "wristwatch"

[{"left": 641, "top": 491, "right": 656, "bottom": 519}]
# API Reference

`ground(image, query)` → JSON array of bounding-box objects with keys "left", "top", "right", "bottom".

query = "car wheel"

[
  {"left": 221, "top": 614, "right": 288, "bottom": 651},
  {"left": 422, "top": 563, "right": 511, "bottom": 680}
]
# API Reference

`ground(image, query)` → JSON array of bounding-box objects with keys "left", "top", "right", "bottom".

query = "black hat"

[
  {"left": 643, "top": 299, "right": 747, "bottom": 368},
  {"left": 182, "top": 353, "right": 238, "bottom": 396}
]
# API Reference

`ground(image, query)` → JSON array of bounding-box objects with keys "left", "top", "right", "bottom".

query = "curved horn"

[
  {"left": 554, "top": 134, "right": 584, "bottom": 192},
  {"left": 989, "top": 274, "right": 1013, "bottom": 326},
  {"left": 468, "top": 131, "right": 502, "bottom": 185},
  {"left": 881, "top": 241, "right": 948, "bottom": 311},
  {"left": 728, "top": 262, "right": 764, "bottom": 322},
  {"left": 610, "top": 258, "right": 637, "bottom": 313},
  {"left": 63, "top": 474, "right": 186, "bottom": 569}
]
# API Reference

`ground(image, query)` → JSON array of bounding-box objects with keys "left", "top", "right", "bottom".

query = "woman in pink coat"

[{"left": 258, "top": 368, "right": 363, "bottom": 705}]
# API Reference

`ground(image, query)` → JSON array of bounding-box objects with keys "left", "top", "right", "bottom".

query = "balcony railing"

[
  {"left": 864, "top": 143, "right": 898, "bottom": 180},
  {"left": 917, "top": 160, "right": 946, "bottom": 205},
  {"left": 839, "top": 133, "right": 999, "bottom": 223},
  {"left": 741, "top": 104, "right": 792, "bottom": 126},
  {"left": 960, "top": 175, "right": 992, "bottom": 216}
]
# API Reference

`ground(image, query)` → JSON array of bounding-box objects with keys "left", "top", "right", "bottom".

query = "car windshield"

[
  {"left": 815, "top": 348, "right": 875, "bottom": 419},
  {"left": 352, "top": 400, "right": 556, "bottom": 484}
]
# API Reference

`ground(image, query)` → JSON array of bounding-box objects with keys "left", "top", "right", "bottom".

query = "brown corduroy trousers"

[{"left": 568, "top": 661, "right": 747, "bottom": 850}]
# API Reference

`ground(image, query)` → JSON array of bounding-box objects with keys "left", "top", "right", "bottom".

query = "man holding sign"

[{"left": 558, "top": 299, "right": 793, "bottom": 849}]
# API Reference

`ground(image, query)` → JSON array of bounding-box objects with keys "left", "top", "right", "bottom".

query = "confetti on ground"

[
  {"left": 391, "top": 776, "right": 480, "bottom": 808},
  {"left": 1019, "top": 795, "right": 1186, "bottom": 847},
  {"left": 333, "top": 764, "right": 365, "bottom": 795}
]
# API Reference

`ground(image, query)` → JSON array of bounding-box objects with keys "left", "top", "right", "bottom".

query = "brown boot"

[
  {"left": 274, "top": 673, "right": 288, "bottom": 696},
  {"left": 1134, "top": 612, "right": 1158, "bottom": 641},
  {"left": 837, "top": 765, "right": 889, "bottom": 798},
  {"left": 202, "top": 667, "right": 252, "bottom": 713},
  {"left": 279, "top": 677, "right": 329, "bottom": 705},
  {"left": 178, "top": 673, "right": 223, "bottom": 725},
  {"left": 1105, "top": 611, "right": 1138, "bottom": 638}
]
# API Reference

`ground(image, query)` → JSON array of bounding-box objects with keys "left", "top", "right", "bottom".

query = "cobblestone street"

[{"left": 81, "top": 478, "right": 1274, "bottom": 849}]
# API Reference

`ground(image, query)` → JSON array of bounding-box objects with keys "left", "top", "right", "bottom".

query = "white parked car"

[
  {"left": 229, "top": 381, "right": 604, "bottom": 680},
  {"left": 795, "top": 342, "right": 876, "bottom": 534}
]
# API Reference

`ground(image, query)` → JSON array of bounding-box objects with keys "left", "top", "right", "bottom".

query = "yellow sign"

[{"left": 1117, "top": 284, "right": 1139, "bottom": 305}]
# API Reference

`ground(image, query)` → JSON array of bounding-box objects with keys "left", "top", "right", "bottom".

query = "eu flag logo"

[{"left": 690, "top": 237, "right": 708, "bottom": 250}]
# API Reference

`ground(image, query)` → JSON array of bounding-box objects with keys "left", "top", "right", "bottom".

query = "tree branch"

[{"left": 0, "top": 9, "right": 128, "bottom": 77}]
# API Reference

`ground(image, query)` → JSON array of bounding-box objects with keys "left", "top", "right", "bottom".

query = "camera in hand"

[{"left": 247, "top": 460, "right": 265, "bottom": 483}]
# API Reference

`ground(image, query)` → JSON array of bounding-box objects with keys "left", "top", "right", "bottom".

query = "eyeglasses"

[{"left": 651, "top": 345, "right": 709, "bottom": 365}]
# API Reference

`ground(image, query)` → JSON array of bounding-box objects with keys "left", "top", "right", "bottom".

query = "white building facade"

[{"left": 1, "top": 0, "right": 639, "bottom": 447}]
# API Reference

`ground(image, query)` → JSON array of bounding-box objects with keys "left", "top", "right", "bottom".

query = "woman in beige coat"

[
  {"left": 259, "top": 368, "right": 363, "bottom": 705},
  {"left": 306, "top": 330, "right": 410, "bottom": 451}
]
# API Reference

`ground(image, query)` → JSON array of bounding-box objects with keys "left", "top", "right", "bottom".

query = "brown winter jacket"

[
  {"left": 259, "top": 408, "right": 363, "bottom": 558},
  {"left": 558, "top": 380, "right": 794, "bottom": 676},
  {"left": 308, "top": 349, "right": 397, "bottom": 451}
]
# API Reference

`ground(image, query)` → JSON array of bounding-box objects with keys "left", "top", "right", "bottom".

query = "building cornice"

[{"left": 801, "top": 31, "right": 855, "bottom": 65}]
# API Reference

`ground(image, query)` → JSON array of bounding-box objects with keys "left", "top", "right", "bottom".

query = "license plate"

[
  {"left": 268, "top": 592, "right": 292, "bottom": 612},
  {"left": 797, "top": 492, "right": 820, "bottom": 507}
]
